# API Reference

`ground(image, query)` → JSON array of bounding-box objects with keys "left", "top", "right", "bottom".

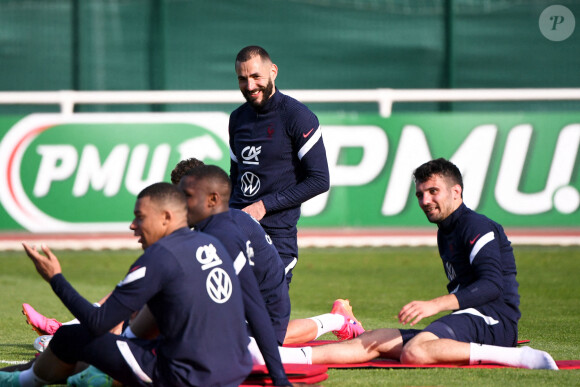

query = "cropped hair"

[
  {"left": 236, "top": 45, "right": 271, "bottom": 63},
  {"left": 137, "top": 182, "right": 187, "bottom": 210},
  {"left": 184, "top": 164, "right": 232, "bottom": 198},
  {"left": 413, "top": 158, "right": 463, "bottom": 192}
]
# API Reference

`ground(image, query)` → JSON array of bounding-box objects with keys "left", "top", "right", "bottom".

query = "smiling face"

[
  {"left": 129, "top": 196, "right": 167, "bottom": 250},
  {"left": 235, "top": 54, "right": 278, "bottom": 109},
  {"left": 415, "top": 174, "right": 463, "bottom": 224}
]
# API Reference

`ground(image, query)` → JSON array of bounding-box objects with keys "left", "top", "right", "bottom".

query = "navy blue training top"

[
  {"left": 229, "top": 88, "right": 330, "bottom": 238},
  {"left": 50, "top": 227, "right": 252, "bottom": 387},
  {"left": 195, "top": 210, "right": 289, "bottom": 386},
  {"left": 437, "top": 203, "right": 521, "bottom": 324}
]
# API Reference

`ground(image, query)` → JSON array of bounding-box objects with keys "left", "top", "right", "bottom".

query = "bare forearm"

[
  {"left": 431, "top": 293, "right": 460, "bottom": 312},
  {"left": 399, "top": 294, "right": 459, "bottom": 326}
]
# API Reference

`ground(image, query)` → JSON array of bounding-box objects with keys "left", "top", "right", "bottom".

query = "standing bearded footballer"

[{"left": 229, "top": 45, "right": 330, "bottom": 285}]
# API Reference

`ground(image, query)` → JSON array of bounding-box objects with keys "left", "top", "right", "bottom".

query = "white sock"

[
  {"left": 469, "top": 343, "right": 558, "bottom": 370},
  {"left": 279, "top": 346, "right": 312, "bottom": 365},
  {"left": 63, "top": 303, "right": 100, "bottom": 326},
  {"left": 247, "top": 336, "right": 312, "bottom": 365},
  {"left": 19, "top": 368, "right": 50, "bottom": 387},
  {"left": 517, "top": 347, "right": 559, "bottom": 370},
  {"left": 308, "top": 313, "right": 345, "bottom": 338}
]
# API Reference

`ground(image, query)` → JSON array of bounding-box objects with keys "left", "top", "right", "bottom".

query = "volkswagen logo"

[{"left": 241, "top": 172, "right": 261, "bottom": 197}]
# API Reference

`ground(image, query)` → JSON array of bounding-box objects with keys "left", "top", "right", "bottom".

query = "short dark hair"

[
  {"left": 184, "top": 164, "right": 232, "bottom": 199},
  {"left": 236, "top": 45, "right": 271, "bottom": 63},
  {"left": 170, "top": 158, "right": 205, "bottom": 185},
  {"left": 137, "top": 182, "right": 187, "bottom": 210},
  {"left": 413, "top": 158, "right": 463, "bottom": 192}
]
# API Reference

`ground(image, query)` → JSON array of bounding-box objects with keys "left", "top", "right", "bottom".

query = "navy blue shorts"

[
  {"left": 268, "top": 235, "right": 298, "bottom": 284},
  {"left": 50, "top": 325, "right": 160, "bottom": 387},
  {"left": 400, "top": 308, "right": 518, "bottom": 347}
]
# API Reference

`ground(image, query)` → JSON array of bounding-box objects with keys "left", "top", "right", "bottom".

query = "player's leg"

[
  {"left": 403, "top": 311, "right": 558, "bottom": 369},
  {"left": 22, "top": 304, "right": 62, "bottom": 336},
  {"left": 249, "top": 328, "right": 403, "bottom": 366},
  {"left": 32, "top": 346, "right": 77, "bottom": 383},
  {"left": 310, "top": 328, "right": 404, "bottom": 364},
  {"left": 2, "top": 328, "right": 103, "bottom": 386},
  {"left": 469, "top": 343, "right": 558, "bottom": 369},
  {"left": 0, "top": 346, "right": 73, "bottom": 387},
  {"left": 400, "top": 332, "right": 470, "bottom": 364},
  {"left": 268, "top": 235, "right": 298, "bottom": 284},
  {"left": 22, "top": 293, "right": 122, "bottom": 337},
  {"left": 283, "top": 299, "right": 365, "bottom": 344},
  {"left": 402, "top": 330, "right": 558, "bottom": 369},
  {"left": 283, "top": 319, "right": 320, "bottom": 344},
  {"left": 48, "top": 325, "right": 156, "bottom": 386}
]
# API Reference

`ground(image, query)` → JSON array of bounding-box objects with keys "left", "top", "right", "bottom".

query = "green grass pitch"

[{"left": 1, "top": 245, "right": 579, "bottom": 386}]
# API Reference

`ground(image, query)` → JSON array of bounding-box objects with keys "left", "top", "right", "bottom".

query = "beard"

[
  {"left": 423, "top": 206, "right": 444, "bottom": 224},
  {"left": 243, "top": 78, "right": 274, "bottom": 109}
]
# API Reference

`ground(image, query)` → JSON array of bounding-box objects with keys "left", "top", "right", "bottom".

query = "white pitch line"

[
  {"left": 297, "top": 236, "right": 437, "bottom": 248},
  {"left": 0, "top": 360, "right": 29, "bottom": 364},
  {"left": 1, "top": 234, "right": 579, "bottom": 251}
]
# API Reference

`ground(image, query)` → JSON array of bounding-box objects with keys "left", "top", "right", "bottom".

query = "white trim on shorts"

[{"left": 116, "top": 340, "right": 153, "bottom": 383}]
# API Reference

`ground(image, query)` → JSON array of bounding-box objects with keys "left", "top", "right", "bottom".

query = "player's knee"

[
  {"left": 51, "top": 325, "right": 92, "bottom": 363},
  {"left": 400, "top": 343, "right": 429, "bottom": 364}
]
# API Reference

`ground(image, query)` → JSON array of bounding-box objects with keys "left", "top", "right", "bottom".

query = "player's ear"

[
  {"left": 161, "top": 209, "right": 172, "bottom": 225},
  {"left": 207, "top": 192, "right": 219, "bottom": 208},
  {"left": 452, "top": 184, "right": 462, "bottom": 200},
  {"left": 270, "top": 63, "right": 278, "bottom": 81}
]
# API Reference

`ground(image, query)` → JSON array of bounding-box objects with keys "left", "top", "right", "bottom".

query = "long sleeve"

[
  {"left": 50, "top": 274, "right": 135, "bottom": 336},
  {"left": 261, "top": 131, "right": 329, "bottom": 212},
  {"left": 453, "top": 230, "right": 503, "bottom": 309}
]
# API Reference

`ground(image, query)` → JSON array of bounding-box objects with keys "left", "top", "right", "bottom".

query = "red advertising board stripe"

[
  {"left": 6, "top": 125, "right": 51, "bottom": 220},
  {"left": 0, "top": 228, "right": 578, "bottom": 251}
]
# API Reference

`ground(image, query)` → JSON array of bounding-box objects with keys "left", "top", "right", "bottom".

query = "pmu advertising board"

[{"left": 0, "top": 112, "right": 578, "bottom": 232}]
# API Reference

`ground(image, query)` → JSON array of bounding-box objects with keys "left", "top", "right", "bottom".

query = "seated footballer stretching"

[{"left": 271, "top": 158, "right": 558, "bottom": 370}]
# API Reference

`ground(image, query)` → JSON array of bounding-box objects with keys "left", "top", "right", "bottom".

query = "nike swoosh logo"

[
  {"left": 303, "top": 128, "right": 314, "bottom": 138},
  {"left": 470, "top": 234, "right": 481, "bottom": 245},
  {"left": 313, "top": 318, "right": 323, "bottom": 329}
]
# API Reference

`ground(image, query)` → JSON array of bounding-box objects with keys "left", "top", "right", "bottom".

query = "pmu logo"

[
  {"left": 0, "top": 113, "right": 230, "bottom": 232},
  {"left": 302, "top": 122, "right": 580, "bottom": 218}
]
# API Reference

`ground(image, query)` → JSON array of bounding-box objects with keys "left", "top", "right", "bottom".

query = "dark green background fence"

[{"left": 1, "top": 0, "right": 579, "bottom": 113}]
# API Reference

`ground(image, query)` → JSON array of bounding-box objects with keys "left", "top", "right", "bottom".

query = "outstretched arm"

[{"left": 22, "top": 242, "right": 139, "bottom": 336}]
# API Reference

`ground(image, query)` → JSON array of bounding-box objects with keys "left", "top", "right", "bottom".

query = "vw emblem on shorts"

[
  {"left": 206, "top": 268, "right": 232, "bottom": 303},
  {"left": 241, "top": 172, "right": 261, "bottom": 197}
]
